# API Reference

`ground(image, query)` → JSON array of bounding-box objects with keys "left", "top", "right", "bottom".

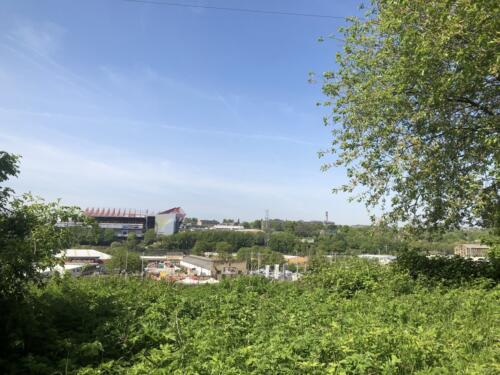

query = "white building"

[
  {"left": 56, "top": 249, "right": 112, "bottom": 263},
  {"left": 180, "top": 255, "right": 247, "bottom": 279},
  {"left": 42, "top": 263, "right": 87, "bottom": 277},
  {"left": 358, "top": 254, "right": 396, "bottom": 265},
  {"left": 180, "top": 255, "right": 213, "bottom": 276},
  {"left": 210, "top": 224, "right": 245, "bottom": 231}
]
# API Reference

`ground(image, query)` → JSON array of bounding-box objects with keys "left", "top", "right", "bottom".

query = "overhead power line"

[{"left": 119, "top": 0, "right": 348, "bottom": 20}]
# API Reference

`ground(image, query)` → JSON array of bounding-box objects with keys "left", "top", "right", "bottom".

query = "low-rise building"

[
  {"left": 180, "top": 255, "right": 247, "bottom": 279},
  {"left": 454, "top": 243, "right": 490, "bottom": 258},
  {"left": 210, "top": 224, "right": 245, "bottom": 231},
  {"left": 56, "top": 249, "right": 112, "bottom": 264},
  {"left": 44, "top": 249, "right": 111, "bottom": 277},
  {"left": 283, "top": 255, "right": 309, "bottom": 265},
  {"left": 358, "top": 254, "right": 397, "bottom": 265},
  {"left": 196, "top": 219, "right": 220, "bottom": 227},
  {"left": 42, "top": 263, "right": 88, "bottom": 277}
]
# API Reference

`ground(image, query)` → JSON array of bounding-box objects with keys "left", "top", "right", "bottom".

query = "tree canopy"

[
  {"left": 106, "top": 247, "right": 142, "bottom": 274},
  {"left": 321, "top": 0, "right": 499, "bottom": 230},
  {"left": 268, "top": 232, "right": 297, "bottom": 253},
  {"left": 0, "top": 152, "right": 92, "bottom": 299}
]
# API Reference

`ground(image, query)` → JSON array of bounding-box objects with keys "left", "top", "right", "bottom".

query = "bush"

[
  {"left": 396, "top": 250, "right": 498, "bottom": 284},
  {"left": 1, "top": 260, "right": 498, "bottom": 374}
]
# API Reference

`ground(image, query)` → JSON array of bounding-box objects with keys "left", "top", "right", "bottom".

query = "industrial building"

[
  {"left": 43, "top": 249, "right": 112, "bottom": 277},
  {"left": 180, "top": 255, "right": 247, "bottom": 279},
  {"left": 56, "top": 248, "right": 112, "bottom": 263},
  {"left": 84, "top": 207, "right": 185, "bottom": 238},
  {"left": 454, "top": 243, "right": 490, "bottom": 259},
  {"left": 358, "top": 254, "right": 397, "bottom": 265}
]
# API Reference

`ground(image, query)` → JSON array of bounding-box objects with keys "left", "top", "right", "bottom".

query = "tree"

[
  {"left": 143, "top": 228, "right": 156, "bottom": 245},
  {"left": 320, "top": 0, "right": 499, "bottom": 231},
  {"left": 100, "top": 228, "right": 116, "bottom": 245},
  {"left": 192, "top": 240, "right": 214, "bottom": 255},
  {"left": 215, "top": 241, "right": 233, "bottom": 261},
  {"left": 250, "top": 219, "right": 262, "bottom": 229},
  {"left": 314, "top": 236, "right": 337, "bottom": 255},
  {"left": 268, "top": 232, "right": 297, "bottom": 253},
  {"left": 0, "top": 151, "right": 92, "bottom": 355},
  {"left": 127, "top": 232, "right": 138, "bottom": 250},
  {"left": 66, "top": 225, "right": 98, "bottom": 245},
  {"left": 236, "top": 246, "right": 284, "bottom": 268},
  {"left": 0, "top": 151, "right": 19, "bottom": 210},
  {"left": 106, "top": 247, "right": 141, "bottom": 274},
  {"left": 0, "top": 152, "right": 92, "bottom": 298}
]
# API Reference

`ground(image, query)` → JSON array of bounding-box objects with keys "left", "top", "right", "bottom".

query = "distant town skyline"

[{"left": 0, "top": 0, "right": 371, "bottom": 224}]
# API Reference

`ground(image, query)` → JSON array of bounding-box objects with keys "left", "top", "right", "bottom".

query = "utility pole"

[
  {"left": 124, "top": 248, "right": 129, "bottom": 279},
  {"left": 264, "top": 209, "right": 270, "bottom": 246},
  {"left": 141, "top": 251, "right": 144, "bottom": 281}
]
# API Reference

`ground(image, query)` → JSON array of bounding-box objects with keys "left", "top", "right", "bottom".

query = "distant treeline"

[
  {"left": 70, "top": 220, "right": 490, "bottom": 256},
  {"left": 152, "top": 230, "right": 266, "bottom": 252},
  {"left": 150, "top": 226, "right": 490, "bottom": 256}
]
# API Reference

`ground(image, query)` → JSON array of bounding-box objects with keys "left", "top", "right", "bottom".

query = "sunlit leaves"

[
  {"left": 3, "top": 262, "right": 499, "bottom": 374},
  {"left": 321, "top": 0, "right": 499, "bottom": 230}
]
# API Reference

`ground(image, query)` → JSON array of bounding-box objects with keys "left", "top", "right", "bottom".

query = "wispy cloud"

[
  {"left": 160, "top": 124, "right": 316, "bottom": 146},
  {"left": 0, "top": 106, "right": 317, "bottom": 146},
  {"left": 1, "top": 20, "right": 112, "bottom": 100},
  {"left": 6, "top": 21, "right": 65, "bottom": 57},
  {"left": 0, "top": 131, "right": 300, "bottom": 199}
]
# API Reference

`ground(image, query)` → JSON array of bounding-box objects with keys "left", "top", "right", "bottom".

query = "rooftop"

[
  {"left": 84, "top": 208, "right": 150, "bottom": 218},
  {"left": 84, "top": 207, "right": 185, "bottom": 219},
  {"left": 181, "top": 255, "right": 214, "bottom": 269},
  {"left": 458, "top": 244, "right": 490, "bottom": 249},
  {"left": 56, "top": 249, "right": 112, "bottom": 260},
  {"left": 158, "top": 207, "right": 186, "bottom": 217}
]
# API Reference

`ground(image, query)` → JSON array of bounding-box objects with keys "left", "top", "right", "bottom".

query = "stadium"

[{"left": 84, "top": 207, "right": 185, "bottom": 238}]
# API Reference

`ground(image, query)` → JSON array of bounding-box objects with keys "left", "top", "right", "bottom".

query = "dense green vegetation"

[
  {"left": 76, "top": 223, "right": 491, "bottom": 259},
  {"left": 153, "top": 230, "right": 266, "bottom": 252},
  {"left": 1, "top": 259, "right": 498, "bottom": 374},
  {"left": 153, "top": 226, "right": 489, "bottom": 256}
]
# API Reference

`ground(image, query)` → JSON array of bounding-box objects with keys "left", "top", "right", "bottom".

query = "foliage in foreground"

[
  {"left": 2, "top": 260, "right": 499, "bottom": 374},
  {"left": 396, "top": 250, "right": 500, "bottom": 284}
]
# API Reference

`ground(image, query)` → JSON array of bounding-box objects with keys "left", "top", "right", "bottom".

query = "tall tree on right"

[{"left": 321, "top": 0, "right": 499, "bottom": 231}]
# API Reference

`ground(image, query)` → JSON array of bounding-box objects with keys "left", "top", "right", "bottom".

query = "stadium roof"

[
  {"left": 84, "top": 207, "right": 184, "bottom": 218},
  {"left": 84, "top": 207, "right": 149, "bottom": 218},
  {"left": 158, "top": 207, "right": 186, "bottom": 217}
]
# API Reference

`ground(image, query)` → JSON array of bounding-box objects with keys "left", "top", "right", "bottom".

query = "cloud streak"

[
  {"left": 1, "top": 21, "right": 113, "bottom": 100},
  {"left": 0, "top": 106, "right": 316, "bottom": 146},
  {"left": 0, "top": 131, "right": 303, "bottom": 200}
]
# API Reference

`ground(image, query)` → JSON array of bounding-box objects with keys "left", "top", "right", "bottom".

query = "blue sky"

[{"left": 0, "top": 0, "right": 370, "bottom": 223}]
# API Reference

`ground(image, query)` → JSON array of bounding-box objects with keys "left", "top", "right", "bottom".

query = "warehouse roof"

[
  {"left": 56, "top": 249, "right": 112, "bottom": 260},
  {"left": 181, "top": 255, "right": 214, "bottom": 269},
  {"left": 458, "top": 243, "right": 490, "bottom": 249}
]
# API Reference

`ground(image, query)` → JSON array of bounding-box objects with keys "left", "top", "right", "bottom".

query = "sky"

[{"left": 0, "top": 0, "right": 370, "bottom": 224}]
